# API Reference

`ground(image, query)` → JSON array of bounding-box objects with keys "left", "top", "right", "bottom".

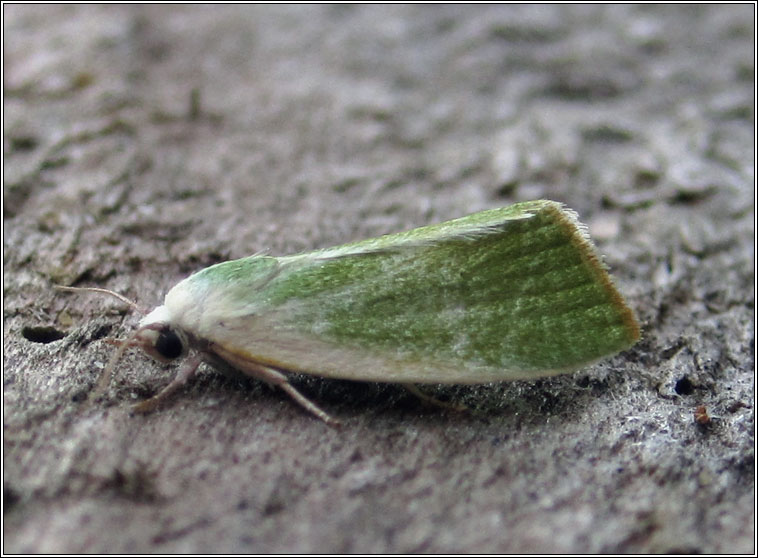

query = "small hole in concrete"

[
  {"left": 21, "top": 326, "right": 66, "bottom": 344},
  {"left": 674, "top": 376, "right": 695, "bottom": 395}
]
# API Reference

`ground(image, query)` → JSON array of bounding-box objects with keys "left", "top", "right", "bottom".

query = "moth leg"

[
  {"left": 132, "top": 354, "right": 203, "bottom": 414},
  {"left": 276, "top": 380, "right": 341, "bottom": 427},
  {"left": 400, "top": 383, "right": 468, "bottom": 413},
  {"left": 103, "top": 338, "right": 128, "bottom": 347},
  {"left": 210, "top": 345, "right": 340, "bottom": 427}
]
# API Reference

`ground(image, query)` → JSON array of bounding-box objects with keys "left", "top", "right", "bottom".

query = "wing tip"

[{"left": 542, "top": 201, "right": 642, "bottom": 346}]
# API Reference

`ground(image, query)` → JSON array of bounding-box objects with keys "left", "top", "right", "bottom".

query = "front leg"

[{"left": 132, "top": 354, "right": 204, "bottom": 414}]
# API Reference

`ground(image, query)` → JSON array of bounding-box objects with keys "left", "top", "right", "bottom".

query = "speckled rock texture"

[{"left": 4, "top": 4, "right": 754, "bottom": 553}]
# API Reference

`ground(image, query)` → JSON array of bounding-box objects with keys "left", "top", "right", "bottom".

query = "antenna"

[{"left": 55, "top": 285, "right": 147, "bottom": 315}]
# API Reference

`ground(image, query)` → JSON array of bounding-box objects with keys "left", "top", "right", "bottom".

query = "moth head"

[
  {"left": 136, "top": 305, "right": 188, "bottom": 363},
  {"left": 55, "top": 285, "right": 191, "bottom": 407}
]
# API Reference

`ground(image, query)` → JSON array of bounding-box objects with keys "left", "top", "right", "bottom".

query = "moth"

[{"left": 58, "top": 200, "right": 640, "bottom": 425}]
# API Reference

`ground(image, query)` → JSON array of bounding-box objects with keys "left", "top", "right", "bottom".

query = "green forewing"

[{"left": 187, "top": 200, "right": 639, "bottom": 380}]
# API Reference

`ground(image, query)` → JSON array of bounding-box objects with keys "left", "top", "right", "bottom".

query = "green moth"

[{"left": 59, "top": 200, "right": 640, "bottom": 425}]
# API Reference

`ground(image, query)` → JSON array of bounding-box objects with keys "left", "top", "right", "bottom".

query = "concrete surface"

[{"left": 3, "top": 4, "right": 754, "bottom": 553}]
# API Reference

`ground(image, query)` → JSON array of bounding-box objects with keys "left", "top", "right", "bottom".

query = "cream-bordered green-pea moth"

[{"left": 58, "top": 200, "right": 640, "bottom": 425}]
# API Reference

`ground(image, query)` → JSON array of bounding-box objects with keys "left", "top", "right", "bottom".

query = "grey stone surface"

[{"left": 3, "top": 4, "right": 754, "bottom": 553}]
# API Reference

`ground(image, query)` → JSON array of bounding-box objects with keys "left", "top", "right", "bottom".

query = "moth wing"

[{"left": 185, "top": 201, "right": 639, "bottom": 384}]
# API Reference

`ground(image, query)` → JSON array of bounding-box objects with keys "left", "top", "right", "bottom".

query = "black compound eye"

[{"left": 155, "top": 329, "right": 184, "bottom": 360}]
